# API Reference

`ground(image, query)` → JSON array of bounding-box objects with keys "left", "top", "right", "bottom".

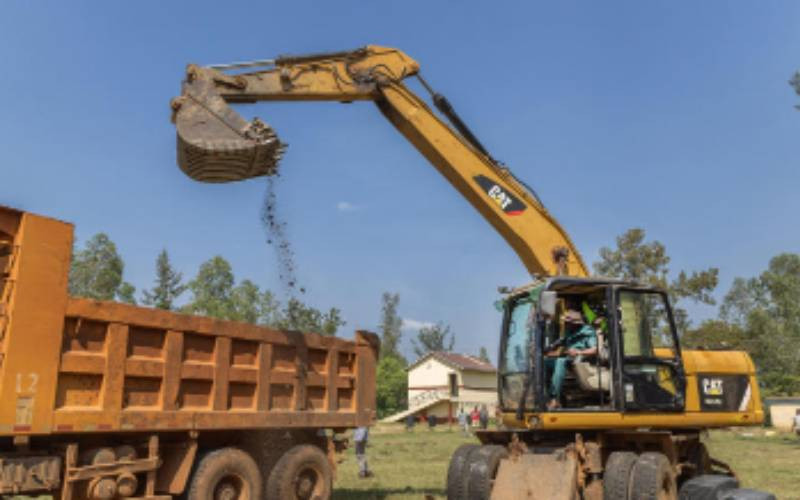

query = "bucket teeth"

[{"left": 173, "top": 80, "right": 285, "bottom": 183}]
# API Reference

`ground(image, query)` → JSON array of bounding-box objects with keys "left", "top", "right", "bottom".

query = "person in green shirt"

[{"left": 545, "top": 309, "right": 598, "bottom": 409}]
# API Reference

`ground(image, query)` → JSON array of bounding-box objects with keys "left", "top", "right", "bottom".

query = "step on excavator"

[{"left": 169, "top": 46, "right": 774, "bottom": 500}]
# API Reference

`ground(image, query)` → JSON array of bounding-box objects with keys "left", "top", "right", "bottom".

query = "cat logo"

[
  {"left": 473, "top": 175, "right": 526, "bottom": 216},
  {"left": 702, "top": 378, "right": 724, "bottom": 396}
]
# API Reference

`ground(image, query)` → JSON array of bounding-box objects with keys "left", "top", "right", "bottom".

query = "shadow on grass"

[{"left": 333, "top": 487, "right": 445, "bottom": 499}]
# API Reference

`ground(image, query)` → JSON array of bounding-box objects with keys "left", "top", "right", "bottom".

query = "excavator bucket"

[{"left": 171, "top": 69, "right": 285, "bottom": 183}]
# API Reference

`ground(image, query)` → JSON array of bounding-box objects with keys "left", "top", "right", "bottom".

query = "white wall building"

[{"left": 384, "top": 351, "right": 497, "bottom": 423}]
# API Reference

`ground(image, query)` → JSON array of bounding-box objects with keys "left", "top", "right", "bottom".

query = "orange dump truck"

[{"left": 0, "top": 205, "right": 378, "bottom": 500}]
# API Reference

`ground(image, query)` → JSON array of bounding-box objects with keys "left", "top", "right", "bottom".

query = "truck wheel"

[
  {"left": 603, "top": 451, "right": 638, "bottom": 500},
  {"left": 630, "top": 452, "right": 677, "bottom": 500},
  {"left": 188, "top": 447, "right": 262, "bottom": 500},
  {"left": 466, "top": 445, "right": 509, "bottom": 500},
  {"left": 266, "top": 444, "right": 332, "bottom": 500},
  {"left": 446, "top": 444, "right": 479, "bottom": 500}
]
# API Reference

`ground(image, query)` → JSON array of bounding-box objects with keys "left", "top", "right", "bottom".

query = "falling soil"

[{"left": 261, "top": 175, "right": 306, "bottom": 297}]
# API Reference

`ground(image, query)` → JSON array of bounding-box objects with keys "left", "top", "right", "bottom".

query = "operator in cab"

[{"left": 545, "top": 309, "right": 598, "bottom": 409}]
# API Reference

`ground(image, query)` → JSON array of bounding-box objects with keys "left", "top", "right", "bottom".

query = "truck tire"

[
  {"left": 188, "top": 447, "right": 262, "bottom": 500},
  {"left": 678, "top": 474, "right": 738, "bottom": 500},
  {"left": 603, "top": 451, "right": 638, "bottom": 500},
  {"left": 466, "top": 445, "right": 509, "bottom": 500},
  {"left": 266, "top": 444, "right": 332, "bottom": 500},
  {"left": 630, "top": 452, "right": 677, "bottom": 500},
  {"left": 446, "top": 444, "right": 479, "bottom": 500}
]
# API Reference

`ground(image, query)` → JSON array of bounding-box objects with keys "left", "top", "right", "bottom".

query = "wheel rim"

[
  {"left": 214, "top": 474, "right": 247, "bottom": 500},
  {"left": 293, "top": 463, "right": 324, "bottom": 499}
]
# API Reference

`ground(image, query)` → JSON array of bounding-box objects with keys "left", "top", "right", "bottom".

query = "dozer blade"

[
  {"left": 491, "top": 452, "right": 578, "bottom": 500},
  {"left": 172, "top": 74, "right": 285, "bottom": 183}
]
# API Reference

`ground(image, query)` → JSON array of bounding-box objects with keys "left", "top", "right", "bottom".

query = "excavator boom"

[{"left": 170, "top": 46, "right": 588, "bottom": 277}]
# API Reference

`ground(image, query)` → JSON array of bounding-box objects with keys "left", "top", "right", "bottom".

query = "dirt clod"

[{"left": 261, "top": 176, "right": 305, "bottom": 297}]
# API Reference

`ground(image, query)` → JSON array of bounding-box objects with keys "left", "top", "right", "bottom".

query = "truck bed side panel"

[{"left": 0, "top": 205, "right": 376, "bottom": 437}]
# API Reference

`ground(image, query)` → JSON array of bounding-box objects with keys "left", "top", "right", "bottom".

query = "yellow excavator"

[{"left": 170, "top": 46, "right": 770, "bottom": 500}]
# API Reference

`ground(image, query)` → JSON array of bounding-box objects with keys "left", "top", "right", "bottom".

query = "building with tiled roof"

[
  {"left": 407, "top": 351, "right": 496, "bottom": 373},
  {"left": 383, "top": 351, "right": 498, "bottom": 424}
]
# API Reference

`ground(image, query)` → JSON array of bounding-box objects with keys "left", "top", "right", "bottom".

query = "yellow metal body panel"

[
  {"left": 502, "top": 349, "right": 763, "bottom": 431},
  {"left": 0, "top": 205, "right": 378, "bottom": 437}
]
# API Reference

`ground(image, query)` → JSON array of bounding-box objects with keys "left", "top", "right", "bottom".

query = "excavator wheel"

[
  {"left": 465, "top": 445, "right": 509, "bottom": 500},
  {"left": 603, "top": 451, "right": 638, "bottom": 500},
  {"left": 678, "top": 475, "right": 739, "bottom": 500},
  {"left": 446, "top": 444, "right": 479, "bottom": 500},
  {"left": 630, "top": 452, "right": 677, "bottom": 500}
]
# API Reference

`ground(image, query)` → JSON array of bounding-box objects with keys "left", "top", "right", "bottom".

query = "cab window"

[
  {"left": 619, "top": 291, "right": 676, "bottom": 358},
  {"left": 618, "top": 290, "right": 683, "bottom": 410},
  {"left": 499, "top": 298, "right": 535, "bottom": 410},
  {"left": 503, "top": 299, "right": 533, "bottom": 373}
]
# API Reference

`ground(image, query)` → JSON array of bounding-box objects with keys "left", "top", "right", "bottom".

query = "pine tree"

[
  {"left": 142, "top": 249, "right": 186, "bottom": 310},
  {"left": 379, "top": 292, "right": 403, "bottom": 360}
]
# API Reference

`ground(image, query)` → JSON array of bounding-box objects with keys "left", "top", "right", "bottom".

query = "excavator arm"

[{"left": 170, "top": 45, "right": 588, "bottom": 277}]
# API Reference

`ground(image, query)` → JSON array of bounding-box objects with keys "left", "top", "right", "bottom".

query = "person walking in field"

[
  {"left": 457, "top": 407, "right": 469, "bottom": 435},
  {"left": 793, "top": 409, "right": 800, "bottom": 438},
  {"left": 405, "top": 414, "right": 416, "bottom": 432},
  {"left": 479, "top": 405, "right": 489, "bottom": 430},
  {"left": 470, "top": 406, "right": 480, "bottom": 427},
  {"left": 353, "top": 426, "right": 372, "bottom": 478}
]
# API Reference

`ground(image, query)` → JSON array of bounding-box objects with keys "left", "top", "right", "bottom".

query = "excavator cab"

[{"left": 498, "top": 278, "right": 685, "bottom": 416}]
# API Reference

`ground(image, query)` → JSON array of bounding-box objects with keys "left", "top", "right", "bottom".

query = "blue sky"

[{"left": 2, "top": 2, "right": 799, "bottom": 362}]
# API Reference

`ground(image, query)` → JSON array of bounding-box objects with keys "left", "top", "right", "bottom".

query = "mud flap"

[{"left": 490, "top": 452, "right": 578, "bottom": 500}]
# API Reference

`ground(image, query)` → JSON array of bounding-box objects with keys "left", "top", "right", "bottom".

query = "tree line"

[{"left": 68, "top": 233, "right": 345, "bottom": 335}]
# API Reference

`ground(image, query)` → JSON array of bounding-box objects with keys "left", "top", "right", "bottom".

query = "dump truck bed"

[{"left": 0, "top": 205, "right": 376, "bottom": 437}]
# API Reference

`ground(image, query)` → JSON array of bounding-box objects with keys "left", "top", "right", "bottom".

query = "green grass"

[
  {"left": 333, "top": 424, "right": 800, "bottom": 500},
  {"left": 704, "top": 430, "right": 800, "bottom": 500}
]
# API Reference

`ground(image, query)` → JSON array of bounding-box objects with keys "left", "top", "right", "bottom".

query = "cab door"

[{"left": 611, "top": 288, "right": 686, "bottom": 412}]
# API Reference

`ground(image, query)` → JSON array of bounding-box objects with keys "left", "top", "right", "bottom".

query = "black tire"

[
  {"left": 603, "top": 451, "right": 638, "bottom": 500},
  {"left": 630, "top": 452, "right": 677, "bottom": 500},
  {"left": 721, "top": 488, "right": 776, "bottom": 500},
  {"left": 188, "top": 447, "right": 262, "bottom": 500},
  {"left": 266, "top": 444, "right": 332, "bottom": 500},
  {"left": 465, "top": 445, "right": 509, "bottom": 500},
  {"left": 678, "top": 474, "right": 738, "bottom": 500},
  {"left": 446, "top": 444, "right": 479, "bottom": 500}
]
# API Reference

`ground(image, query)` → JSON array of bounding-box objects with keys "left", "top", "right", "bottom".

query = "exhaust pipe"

[{"left": 171, "top": 66, "right": 285, "bottom": 183}]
